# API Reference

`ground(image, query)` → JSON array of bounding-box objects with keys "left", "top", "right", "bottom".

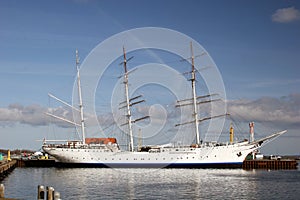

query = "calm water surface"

[{"left": 1, "top": 167, "right": 300, "bottom": 199}]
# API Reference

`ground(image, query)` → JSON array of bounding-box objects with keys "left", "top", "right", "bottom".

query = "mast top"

[{"left": 76, "top": 49, "right": 80, "bottom": 70}]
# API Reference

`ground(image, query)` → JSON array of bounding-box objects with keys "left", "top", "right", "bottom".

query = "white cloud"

[
  {"left": 1, "top": 93, "right": 300, "bottom": 133},
  {"left": 228, "top": 94, "right": 300, "bottom": 128},
  {"left": 0, "top": 104, "right": 74, "bottom": 128},
  {"left": 272, "top": 7, "right": 300, "bottom": 23}
]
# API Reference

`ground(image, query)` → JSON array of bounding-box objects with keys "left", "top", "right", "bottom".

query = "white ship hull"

[{"left": 43, "top": 142, "right": 257, "bottom": 168}]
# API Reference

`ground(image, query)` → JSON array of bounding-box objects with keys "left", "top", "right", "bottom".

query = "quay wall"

[{"left": 243, "top": 159, "right": 298, "bottom": 170}]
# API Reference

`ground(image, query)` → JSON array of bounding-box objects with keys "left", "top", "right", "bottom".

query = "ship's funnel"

[
  {"left": 249, "top": 122, "right": 255, "bottom": 143},
  {"left": 230, "top": 124, "right": 234, "bottom": 144}
]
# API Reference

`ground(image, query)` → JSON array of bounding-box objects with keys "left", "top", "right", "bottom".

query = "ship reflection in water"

[{"left": 2, "top": 168, "right": 300, "bottom": 199}]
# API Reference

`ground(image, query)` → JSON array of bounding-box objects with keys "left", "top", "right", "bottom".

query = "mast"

[
  {"left": 76, "top": 49, "right": 86, "bottom": 145},
  {"left": 190, "top": 42, "right": 200, "bottom": 145},
  {"left": 122, "top": 47, "right": 134, "bottom": 152},
  {"left": 175, "top": 43, "right": 229, "bottom": 146}
]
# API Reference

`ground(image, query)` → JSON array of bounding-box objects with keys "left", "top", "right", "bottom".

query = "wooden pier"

[
  {"left": 0, "top": 160, "right": 17, "bottom": 180},
  {"left": 243, "top": 159, "right": 298, "bottom": 170}
]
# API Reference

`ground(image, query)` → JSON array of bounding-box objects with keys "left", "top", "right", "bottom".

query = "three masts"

[{"left": 42, "top": 43, "right": 287, "bottom": 168}]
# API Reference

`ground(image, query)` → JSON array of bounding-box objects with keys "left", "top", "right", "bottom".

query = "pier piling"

[
  {"left": 36, "top": 185, "right": 61, "bottom": 200},
  {"left": 46, "top": 186, "right": 54, "bottom": 200},
  {"left": 37, "top": 185, "right": 45, "bottom": 200},
  {"left": 53, "top": 191, "right": 61, "bottom": 200},
  {"left": 0, "top": 184, "right": 4, "bottom": 198}
]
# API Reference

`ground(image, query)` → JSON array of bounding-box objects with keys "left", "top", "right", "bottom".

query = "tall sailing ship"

[{"left": 42, "top": 44, "right": 287, "bottom": 168}]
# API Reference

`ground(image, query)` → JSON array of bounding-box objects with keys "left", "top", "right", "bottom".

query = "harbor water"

[{"left": 1, "top": 167, "right": 300, "bottom": 199}]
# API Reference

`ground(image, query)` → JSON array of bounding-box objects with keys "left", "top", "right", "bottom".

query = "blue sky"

[{"left": 0, "top": 0, "right": 299, "bottom": 154}]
